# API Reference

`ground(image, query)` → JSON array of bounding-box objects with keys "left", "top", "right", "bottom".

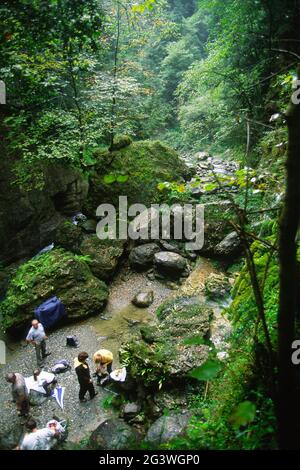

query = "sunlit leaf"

[
  {"left": 103, "top": 174, "right": 116, "bottom": 184},
  {"left": 116, "top": 174, "right": 129, "bottom": 183},
  {"left": 189, "top": 360, "right": 222, "bottom": 381}
]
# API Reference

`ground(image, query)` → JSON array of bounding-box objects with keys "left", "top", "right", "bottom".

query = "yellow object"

[
  {"left": 93, "top": 349, "right": 113, "bottom": 365},
  {"left": 74, "top": 358, "right": 88, "bottom": 369}
]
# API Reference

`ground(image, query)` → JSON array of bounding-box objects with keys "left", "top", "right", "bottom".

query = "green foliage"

[
  {"left": 189, "top": 360, "right": 222, "bottom": 382},
  {"left": 229, "top": 401, "right": 257, "bottom": 428},
  {"left": 101, "top": 394, "right": 115, "bottom": 410},
  {"left": 87, "top": 140, "right": 190, "bottom": 208}
]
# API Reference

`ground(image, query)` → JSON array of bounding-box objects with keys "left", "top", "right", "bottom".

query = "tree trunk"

[{"left": 277, "top": 66, "right": 300, "bottom": 449}]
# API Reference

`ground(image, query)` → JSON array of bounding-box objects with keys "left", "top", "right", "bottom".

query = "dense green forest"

[{"left": 1, "top": 0, "right": 300, "bottom": 453}]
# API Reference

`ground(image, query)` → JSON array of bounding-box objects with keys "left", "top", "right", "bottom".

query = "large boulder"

[
  {"left": 129, "top": 243, "right": 160, "bottom": 271},
  {"left": 88, "top": 419, "right": 139, "bottom": 450},
  {"left": 145, "top": 412, "right": 192, "bottom": 446},
  {"left": 85, "top": 140, "right": 192, "bottom": 213},
  {"left": 120, "top": 296, "right": 212, "bottom": 386},
  {"left": 0, "top": 158, "right": 89, "bottom": 266},
  {"left": 154, "top": 252, "right": 188, "bottom": 278},
  {"left": 0, "top": 248, "right": 108, "bottom": 332},
  {"left": 80, "top": 236, "right": 125, "bottom": 282},
  {"left": 214, "top": 231, "right": 242, "bottom": 259}
]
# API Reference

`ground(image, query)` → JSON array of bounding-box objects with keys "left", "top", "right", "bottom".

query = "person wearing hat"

[{"left": 74, "top": 352, "right": 98, "bottom": 402}]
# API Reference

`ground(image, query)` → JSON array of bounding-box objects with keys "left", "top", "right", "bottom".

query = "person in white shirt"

[
  {"left": 18, "top": 419, "right": 58, "bottom": 450},
  {"left": 26, "top": 319, "right": 51, "bottom": 367}
]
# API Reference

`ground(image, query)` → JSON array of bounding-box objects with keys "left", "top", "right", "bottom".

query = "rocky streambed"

[
  {"left": 0, "top": 256, "right": 232, "bottom": 450},
  {"left": 0, "top": 263, "right": 173, "bottom": 448}
]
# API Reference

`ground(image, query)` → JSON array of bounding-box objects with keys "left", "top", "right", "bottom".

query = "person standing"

[
  {"left": 74, "top": 352, "right": 98, "bottom": 402},
  {"left": 6, "top": 372, "right": 30, "bottom": 417},
  {"left": 26, "top": 319, "right": 51, "bottom": 367}
]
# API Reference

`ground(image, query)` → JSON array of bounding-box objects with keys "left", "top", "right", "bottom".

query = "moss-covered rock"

[
  {"left": 0, "top": 248, "right": 108, "bottom": 331},
  {"left": 204, "top": 273, "right": 231, "bottom": 300},
  {"left": 54, "top": 220, "right": 83, "bottom": 253},
  {"left": 80, "top": 236, "right": 125, "bottom": 282},
  {"left": 120, "top": 296, "right": 212, "bottom": 387},
  {"left": 110, "top": 135, "right": 133, "bottom": 151},
  {"left": 85, "top": 140, "right": 192, "bottom": 213}
]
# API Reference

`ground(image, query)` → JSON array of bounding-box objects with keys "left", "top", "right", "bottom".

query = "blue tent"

[{"left": 34, "top": 296, "right": 66, "bottom": 329}]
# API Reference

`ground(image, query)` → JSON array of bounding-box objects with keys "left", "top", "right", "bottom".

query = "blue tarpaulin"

[{"left": 34, "top": 296, "right": 66, "bottom": 329}]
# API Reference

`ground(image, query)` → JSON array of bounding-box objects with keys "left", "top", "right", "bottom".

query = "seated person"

[{"left": 93, "top": 349, "right": 113, "bottom": 385}]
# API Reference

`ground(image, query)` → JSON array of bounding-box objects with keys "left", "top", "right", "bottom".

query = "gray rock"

[
  {"left": 122, "top": 402, "right": 141, "bottom": 420},
  {"left": 2, "top": 248, "right": 109, "bottom": 331},
  {"left": 132, "top": 291, "right": 154, "bottom": 308},
  {"left": 129, "top": 243, "right": 160, "bottom": 271},
  {"left": 89, "top": 418, "right": 138, "bottom": 450},
  {"left": 145, "top": 412, "right": 192, "bottom": 446},
  {"left": 159, "top": 240, "right": 181, "bottom": 254},
  {"left": 191, "top": 186, "right": 205, "bottom": 197},
  {"left": 214, "top": 231, "right": 242, "bottom": 258},
  {"left": 154, "top": 252, "right": 187, "bottom": 279},
  {"left": 195, "top": 151, "right": 211, "bottom": 161}
]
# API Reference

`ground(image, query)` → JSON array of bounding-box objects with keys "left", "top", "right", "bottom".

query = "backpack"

[
  {"left": 51, "top": 360, "right": 71, "bottom": 374},
  {"left": 66, "top": 335, "right": 79, "bottom": 348}
]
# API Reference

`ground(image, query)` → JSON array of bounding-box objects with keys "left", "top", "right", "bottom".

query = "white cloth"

[
  {"left": 25, "top": 371, "right": 55, "bottom": 395},
  {"left": 110, "top": 367, "right": 127, "bottom": 382}
]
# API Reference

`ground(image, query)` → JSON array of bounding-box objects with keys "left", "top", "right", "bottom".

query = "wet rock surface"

[{"left": 204, "top": 273, "right": 231, "bottom": 301}]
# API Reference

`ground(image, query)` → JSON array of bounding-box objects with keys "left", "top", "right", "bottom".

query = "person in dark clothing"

[{"left": 74, "top": 352, "right": 98, "bottom": 402}]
